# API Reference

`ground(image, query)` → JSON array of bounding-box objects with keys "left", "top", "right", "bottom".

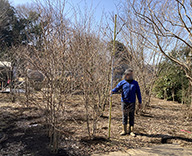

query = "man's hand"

[
  {"left": 109, "top": 91, "right": 113, "bottom": 96},
  {"left": 138, "top": 103, "right": 142, "bottom": 109}
]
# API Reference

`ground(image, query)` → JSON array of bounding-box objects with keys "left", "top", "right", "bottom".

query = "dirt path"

[
  {"left": 92, "top": 144, "right": 192, "bottom": 156},
  {"left": 0, "top": 94, "right": 192, "bottom": 155}
]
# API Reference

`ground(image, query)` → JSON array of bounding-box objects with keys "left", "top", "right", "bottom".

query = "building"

[{"left": 0, "top": 61, "right": 12, "bottom": 90}]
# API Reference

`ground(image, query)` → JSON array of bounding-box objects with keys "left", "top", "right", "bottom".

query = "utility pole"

[{"left": 108, "top": 14, "right": 117, "bottom": 139}]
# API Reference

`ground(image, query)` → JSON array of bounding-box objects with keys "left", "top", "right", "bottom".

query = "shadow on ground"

[
  {"left": 0, "top": 105, "right": 81, "bottom": 156},
  {"left": 136, "top": 133, "right": 192, "bottom": 144}
]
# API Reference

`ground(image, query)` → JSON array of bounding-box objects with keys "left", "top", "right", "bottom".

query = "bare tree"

[
  {"left": 120, "top": 0, "right": 192, "bottom": 108},
  {"left": 66, "top": 4, "right": 111, "bottom": 138},
  {"left": 110, "top": 7, "right": 162, "bottom": 111},
  {"left": 13, "top": 0, "right": 111, "bottom": 153}
]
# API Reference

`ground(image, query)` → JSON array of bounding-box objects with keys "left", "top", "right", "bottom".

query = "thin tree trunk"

[
  {"left": 164, "top": 89, "right": 167, "bottom": 100},
  {"left": 189, "top": 81, "right": 192, "bottom": 109},
  {"left": 181, "top": 76, "right": 184, "bottom": 104},
  {"left": 172, "top": 88, "right": 175, "bottom": 102}
]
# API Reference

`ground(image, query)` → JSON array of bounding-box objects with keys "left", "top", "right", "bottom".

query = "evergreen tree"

[{"left": 153, "top": 47, "right": 190, "bottom": 104}]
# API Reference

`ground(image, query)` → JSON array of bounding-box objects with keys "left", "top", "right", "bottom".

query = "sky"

[
  {"left": 10, "top": 0, "right": 156, "bottom": 64},
  {"left": 11, "top": 0, "right": 120, "bottom": 23}
]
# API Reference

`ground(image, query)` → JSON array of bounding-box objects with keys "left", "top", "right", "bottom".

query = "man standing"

[{"left": 111, "top": 68, "right": 142, "bottom": 136}]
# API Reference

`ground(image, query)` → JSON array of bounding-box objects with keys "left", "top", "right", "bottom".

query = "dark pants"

[{"left": 121, "top": 102, "right": 135, "bottom": 126}]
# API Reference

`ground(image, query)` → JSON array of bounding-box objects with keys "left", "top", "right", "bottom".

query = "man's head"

[{"left": 124, "top": 68, "right": 133, "bottom": 81}]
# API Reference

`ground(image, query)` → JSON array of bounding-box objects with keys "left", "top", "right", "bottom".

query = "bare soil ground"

[
  {"left": 0, "top": 94, "right": 192, "bottom": 156},
  {"left": 92, "top": 144, "right": 192, "bottom": 156}
]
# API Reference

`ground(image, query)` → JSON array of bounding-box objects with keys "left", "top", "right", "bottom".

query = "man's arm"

[
  {"left": 136, "top": 82, "right": 142, "bottom": 104},
  {"left": 111, "top": 81, "right": 123, "bottom": 94}
]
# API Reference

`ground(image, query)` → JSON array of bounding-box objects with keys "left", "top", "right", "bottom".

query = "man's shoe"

[
  {"left": 129, "top": 126, "right": 136, "bottom": 137},
  {"left": 120, "top": 124, "right": 127, "bottom": 136}
]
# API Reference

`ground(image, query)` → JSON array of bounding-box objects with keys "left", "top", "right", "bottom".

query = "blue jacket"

[{"left": 112, "top": 79, "right": 142, "bottom": 103}]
